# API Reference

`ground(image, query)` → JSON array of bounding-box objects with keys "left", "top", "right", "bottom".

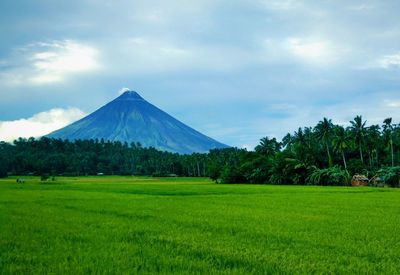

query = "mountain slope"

[{"left": 47, "top": 91, "right": 229, "bottom": 154}]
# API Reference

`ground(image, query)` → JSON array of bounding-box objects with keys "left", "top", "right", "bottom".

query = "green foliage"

[
  {"left": 220, "top": 165, "right": 246, "bottom": 184},
  {"left": 240, "top": 155, "right": 271, "bottom": 184},
  {"left": 2, "top": 113, "right": 400, "bottom": 187},
  {"left": 208, "top": 162, "right": 222, "bottom": 183},
  {"left": 307, "top": 166, "right": 350, "bottom": 186},
  {"left": 0, "top": 138, "right": 210, "bottom": 177},
  {"left": 314, "top": 118, "right": 334, "bottom": 167},
  {"left": 0, "top": 166, "right": 7, "bottom": 178},
  {"left": 376, "top": 166, "right": 400, "bottom": 187},
  {"left": 255, "top": 137, "right": 281, "bottom": 156},
  {"left": 347, "top": 159, "right": 368, "bottom": 177},
  {"left": 40, "top": 174, "right": 50, "bottom": 181}
]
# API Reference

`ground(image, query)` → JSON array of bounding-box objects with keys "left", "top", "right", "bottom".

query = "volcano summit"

[{"left": 47, "top": 91, "right": 229, "bottom": 154}]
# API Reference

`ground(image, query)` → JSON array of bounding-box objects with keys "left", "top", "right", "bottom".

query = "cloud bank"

[
  {"left": 0, "top": 40, "right": 100, "bottom": 86},
  {"left": 0, "top": 108, "right": 85, "bottom": 142},
  {"left": 0, "top": 0, "right": 400, "bottom": 148}
]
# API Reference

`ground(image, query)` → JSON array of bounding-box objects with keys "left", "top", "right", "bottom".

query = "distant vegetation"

[{"left": 0, "top": 115, "right": 399, "bottom": 186}]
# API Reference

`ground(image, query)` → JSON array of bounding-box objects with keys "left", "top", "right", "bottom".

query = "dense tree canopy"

[{"left": 1, "top": 116, "right": 399, "bottom": 187}]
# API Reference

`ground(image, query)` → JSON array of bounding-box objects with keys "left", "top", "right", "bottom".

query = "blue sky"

[{"left": 1, "top": 0, "right": 400, "bottom": 149}]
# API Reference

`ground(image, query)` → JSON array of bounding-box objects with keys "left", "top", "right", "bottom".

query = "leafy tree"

[
  {"left": 365, "top": 125, "right": 381, "bottom": 167},
  {"left": 255, "top": 137, "right": 281, "bottom": 157},
  {"left": 383, "top": 118, "right": 394, "bottom": 167},
  {"left": 220, "top": 165, "right": 246, "bottom": 184},
  {"left": 307, "top": 166, "right": 350, "bottom": 186},
  {"left": 332, "top": 126, "right": 351, "bottom": 170},
  {"left": 349, "top": 115, "right": 367, "bottom": 164},
  {"left": 376, "top": 166, "right": 400, "bottom": 187},
  {"left": 208, "top": 162, "right": 222, "bottom": 183},
  {"left": 314, "top": 118, "right": 334, "bottom": 167}
]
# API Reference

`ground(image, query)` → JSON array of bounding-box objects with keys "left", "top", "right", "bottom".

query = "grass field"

[{"left": 1, "top": 176, "right": 399, "bottom": 274}]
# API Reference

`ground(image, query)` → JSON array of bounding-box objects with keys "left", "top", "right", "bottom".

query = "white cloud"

[
  {"left": 118, "top": 87, "right": 131, "bottom": 95},
  {"left": 0, "top": 40, "right": 100, "bottom": 86},
  {"left": 259, "top": 0, "right": 301, "bottom": 10},
  {"left": 0, "top": 108, "right": 85, "bottom": 142},
  {"left": 108, "top": 36, "right": 254, "bottom": 74},
  {"left": 378, "top": 53, "right": 400, "bottom": 69},
  {"left": 385, "top": 100, "right": 400, "bottom": 108},
  {"left": 358, "top": 52, "right": 400, "bottom": 70},
  {"left": 285, "top": 38, "right": 339, "bottom": 65},
  {"left": 347, "top": 4, "right": 374, "bottom": 11}
]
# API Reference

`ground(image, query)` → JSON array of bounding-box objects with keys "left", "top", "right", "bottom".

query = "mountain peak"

[
  {"left": 117, "top": 90, "right": 144, "bottom": 101},
  {"left": 47, "top": 89, "right": 229, "bottom": 154}
]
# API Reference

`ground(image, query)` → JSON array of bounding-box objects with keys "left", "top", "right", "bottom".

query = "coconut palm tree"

[
  {"left": 314, "top": 118, "right": 334, "bottom": 167},
  {"left": 255, "top": 137, "right": 281, "bottom": 157},
  {"left": 365, "top": 125, "right": 381, "bottom": 167},
  {"left": 349, "top": 115, "right": 366, "bottom": 164},
  {"left": 383, "top": 118, "right": 394, "bottom": 167},
  {"left": 332, "top": 126, "right": 351, "bottom": 170}
]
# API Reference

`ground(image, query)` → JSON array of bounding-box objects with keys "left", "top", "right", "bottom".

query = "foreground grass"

[{"left": 0, "top": 177, "right": 399, "bottom": 274}]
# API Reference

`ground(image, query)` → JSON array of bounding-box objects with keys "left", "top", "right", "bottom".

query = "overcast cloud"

[{"left": 0, "top": 0, "right": 399, "bottom": 148}]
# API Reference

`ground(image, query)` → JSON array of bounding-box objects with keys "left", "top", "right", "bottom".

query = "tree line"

[
  {"left": 0, "top": 138, "right": 209, "bottom": 178},
  {"left": 0, "top": 115, "right": 399, "bottom": 186},
  {"left": 210, "top": 116, "right": 400, "bottom": 186}
]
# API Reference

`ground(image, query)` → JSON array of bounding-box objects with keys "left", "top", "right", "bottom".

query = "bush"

[
  {"left": 0, "top": 161, "right": 7, "bottom": 178},
  {"left": 375, "top": 166, "right": 400, "bottom": 187},
  {"left": 307, "top": 166, "right": 350, "bottom": 186},
  {"left": 0, "top": 169, "right": 7, "bottom": 178},
  {"left": 220, "top": 165, "right": 246, "bottom": 184},
  {"left": 240, "top": 156, "right": 271, "bottom": 184},
  {"left": 347, "top": 159, "right": 368, "bottom": 177},
  {"left": 40, "top": 174, "right": 50, "bottom": 181},
  {"left": 208, "top": 162, "right": 222, "bottom": 183}
]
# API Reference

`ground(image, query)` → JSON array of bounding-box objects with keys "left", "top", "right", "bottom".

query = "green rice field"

[{"left": 1, "top": 176, "right": 399, "bottom": 274}]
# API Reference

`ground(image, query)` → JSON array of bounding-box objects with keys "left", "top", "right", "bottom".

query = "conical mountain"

[{"left": 47, "top": 91, "right": 229, "bottom": 154}]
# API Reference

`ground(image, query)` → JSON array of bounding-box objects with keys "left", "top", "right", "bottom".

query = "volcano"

[{"left": 47, "top": 91, "right": 229, "bottom": 154}]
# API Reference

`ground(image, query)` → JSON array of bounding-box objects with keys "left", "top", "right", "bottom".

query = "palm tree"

[
  {"left": 282, "top": 133, "right": 293, "bottom": 148},
  {"left": 255, "top": 137, "right": 281, "bottom": 157},
  {"left": 349, "top": 115, "right": 366, "bottom": 164},
  {"left": 332, "top": 126, "right": 351, "bottom": 170},
  {"left": 365, "top": 125, "right": 381, "bottom": 167},
  {"left": 383, "top": 118, "right": 394, "bottom": 167},
  {"left": 314, "top": 118, "right": 334, "bottom": 167}
]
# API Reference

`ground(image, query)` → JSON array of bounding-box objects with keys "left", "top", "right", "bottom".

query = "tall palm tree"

[
  {"left": 314, "top": 118, "right": 334, "bottom": 167},
  {"left": 383, "top": 118, "right": 394, "bottom": 167},
  {"left": 365, "top": 125, "right": 381, "bottom": 167},
  {"left": 332, "top": 126, "right": 351, "bottom": 170},
  {"left": 349, "top": 115, "right": 366, "bottom": 164},
  {"left": 255, "top": 137, "right": 281, "bottom": 157}
]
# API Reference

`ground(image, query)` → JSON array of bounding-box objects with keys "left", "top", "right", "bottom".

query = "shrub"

[
  {"left": 220, "top": 165, "right": 246, "bottom": 184},
  {"left": 208, "top": 162, "right": 222, "bottom": 183},
  {"left": 307, "top": 166, "right": 350, "bottom": 186},
  {"left": 375, "top": 166, "right": 400, "bottom": 187},
  {"left": 240, "top": 156, "right": 271, "bottom": 184}
]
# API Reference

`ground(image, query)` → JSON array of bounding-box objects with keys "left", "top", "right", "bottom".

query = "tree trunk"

[
  {"left": 368, "top": 151, "right": 372, "bottom": 167},
  {"left": 342, "top": 152, "right": 347, "bottom": 170},
  {"left": 359, "top": 140, "right": 364, "bottom": 164},
  {"left": 390, "top": 138, "right": 394, "bottom": 167},
  {"left": 197, "top": 161, "right": 200, "bottom": 177},
  {"left": 326, "top": 143, "right": 333, "bottom": 167}
]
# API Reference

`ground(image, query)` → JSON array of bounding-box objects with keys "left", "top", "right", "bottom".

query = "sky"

[{"left": 1, "top": 0, "right": 400, "bottom": 149}]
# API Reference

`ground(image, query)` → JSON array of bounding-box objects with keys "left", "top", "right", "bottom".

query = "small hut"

[{"left": 351, "top": 174, "right": 369, "bottom": 186}]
